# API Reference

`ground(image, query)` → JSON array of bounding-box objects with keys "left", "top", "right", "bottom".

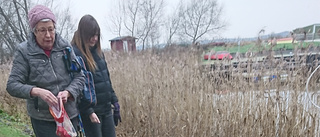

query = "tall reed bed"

[
  {"left": 1, "top": 45, "right": 320, "bottom": 136},
  {"left": 106, "top": 46, "right": 320, "bottom": 137}
]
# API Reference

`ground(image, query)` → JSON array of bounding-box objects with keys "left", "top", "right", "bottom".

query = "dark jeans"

[
  {"left": 80, "top": 112, "right": 115, "bottom": 137},
  {"left": 31, "top": 116, "right": 79, "bottom": 137}
]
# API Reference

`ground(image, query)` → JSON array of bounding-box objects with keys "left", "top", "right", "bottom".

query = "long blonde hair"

[{"left": 71, "top": 15, "right": 102, "bottom": 72}]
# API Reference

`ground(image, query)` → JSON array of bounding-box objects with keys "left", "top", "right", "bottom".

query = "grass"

[
  {"left": 0, "top": 110, "right": 31, "bottom": 137},
  {"left": 0, "top": 64, "right": 32, "bottom": 137},
  {"left": 0, "top": 126, "right": 28, "bottom": 137},
  {"left": 1, "top": 43, "right": 320, "bottom": 136}
]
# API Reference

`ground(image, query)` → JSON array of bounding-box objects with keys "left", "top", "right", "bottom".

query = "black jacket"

[{"left": 73, "top": 46, "right": 118, "bottom": 116}]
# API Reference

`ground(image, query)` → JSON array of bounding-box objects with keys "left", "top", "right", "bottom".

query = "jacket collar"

[{"left": 27, "top": 32, "right": 68, "bottom": 55}]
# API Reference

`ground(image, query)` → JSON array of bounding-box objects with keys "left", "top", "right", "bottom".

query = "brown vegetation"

[{"left": 1, "top": 46, "right": 320, "bottom": 136}]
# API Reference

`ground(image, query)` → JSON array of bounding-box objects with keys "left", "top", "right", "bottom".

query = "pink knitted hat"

[{"left": 28, "top": 5, "right": 56, "bottom": 29}]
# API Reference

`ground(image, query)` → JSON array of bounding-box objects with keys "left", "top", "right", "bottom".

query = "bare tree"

[
  {"left": 52, "top": 1, "right": 76, "bottom": 41},
  {"left": 179, "top": 0, "right": 225, "bottom": 45},
  {"left": 165, "top": 1, "right": 182, "bottom": 46},
  {"left": 0, "top": 40, "right": 5, "bottom": 64},
  {"left": 108, "top": 0, "right": 124, "bottom": 37},
  {"left": 123, "top": 0, "right": 141, "bottom": 38},
  {"left": 108, "top": 0, "right": 142, "bottom": 39},
  {"left": 108, "top": 0, "right": 165, "bottom": 50},
  {"left": 0, "top": 0, "right": 76, "bottom": 63},
  {"left": 139, "top": 0, "right": 165, "bottom": 50},
  {"left": 0, "top": 0, "right": 29, "bottom": 58}
]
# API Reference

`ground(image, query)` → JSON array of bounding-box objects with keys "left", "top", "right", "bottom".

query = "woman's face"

[
  {"left": 87, "top": 34, "right": 99, "bottom": 47},
  {"left": 34, "top": 21, "right": 55, "bottom": 50}
]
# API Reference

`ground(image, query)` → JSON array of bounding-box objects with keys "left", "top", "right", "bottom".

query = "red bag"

[{"left": 49, "top": 97, "right": 77, "bottom": 137}]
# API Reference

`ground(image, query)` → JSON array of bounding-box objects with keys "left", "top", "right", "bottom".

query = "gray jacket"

[{"left": 6, "top": 33, "right": 85, "bottom": 121}]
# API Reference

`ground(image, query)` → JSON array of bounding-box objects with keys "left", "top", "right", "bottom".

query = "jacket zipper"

[{"left": 49, "top": 58, "right": 60, "bottom": 93}]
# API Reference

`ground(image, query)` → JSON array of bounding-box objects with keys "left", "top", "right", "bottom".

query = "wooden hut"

[{"left": 109, "top": 36, "right": 136, "bottom": 52}]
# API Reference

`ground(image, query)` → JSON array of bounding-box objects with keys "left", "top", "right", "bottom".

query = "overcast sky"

[{"left": 67, "top": 0, "right": 320, "bottom": 49}]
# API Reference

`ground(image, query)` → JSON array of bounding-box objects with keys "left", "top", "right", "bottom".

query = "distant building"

[
  {"left": 293, "top": 23, "right": 320, "bottom": 41},
  {"left": 109, "top": 36, "right": 137, "bottom": 52}
]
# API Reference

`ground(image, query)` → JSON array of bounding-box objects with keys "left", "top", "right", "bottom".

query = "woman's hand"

[
  {"left": 31, "top": 87, "right": 58, "bottom": 107},
  {"left": 89, "top": 112, "right": 100, "bottom": 123},
  {"left": 57, "top": 90, "right": 70, "bottom": 103}
]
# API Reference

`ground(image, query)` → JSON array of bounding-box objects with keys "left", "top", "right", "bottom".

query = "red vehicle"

[
  {"left": 204, "top": 51, "right": 233, "bottom": 60},
  {"left": 203, "top": 53, "right": 211, "bottom": 60}
]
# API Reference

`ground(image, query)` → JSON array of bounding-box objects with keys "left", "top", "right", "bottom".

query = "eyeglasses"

[{"left": 36, "top": 28, "right": 55, "bottom": 35}]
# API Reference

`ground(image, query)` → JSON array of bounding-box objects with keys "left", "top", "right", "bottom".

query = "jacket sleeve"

[
  {"left": 106, "top": 62, "right": 119, "bottom": 104},
  {"left": 80, "top": 107, "right": 95, "bottom": 116},
  {"left": 6, "top": 46, "right": 34, "bottom": 99},
  {"left": 65, "top": 47, "right": 85, "bottom": 101},
  {"left": 101, "top": 53, "right": 119, "bottom": 104}
]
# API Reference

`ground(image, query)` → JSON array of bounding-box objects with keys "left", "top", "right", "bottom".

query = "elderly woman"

[{"left": 6, "top": 5, "right": 84, "bottom": 137}]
